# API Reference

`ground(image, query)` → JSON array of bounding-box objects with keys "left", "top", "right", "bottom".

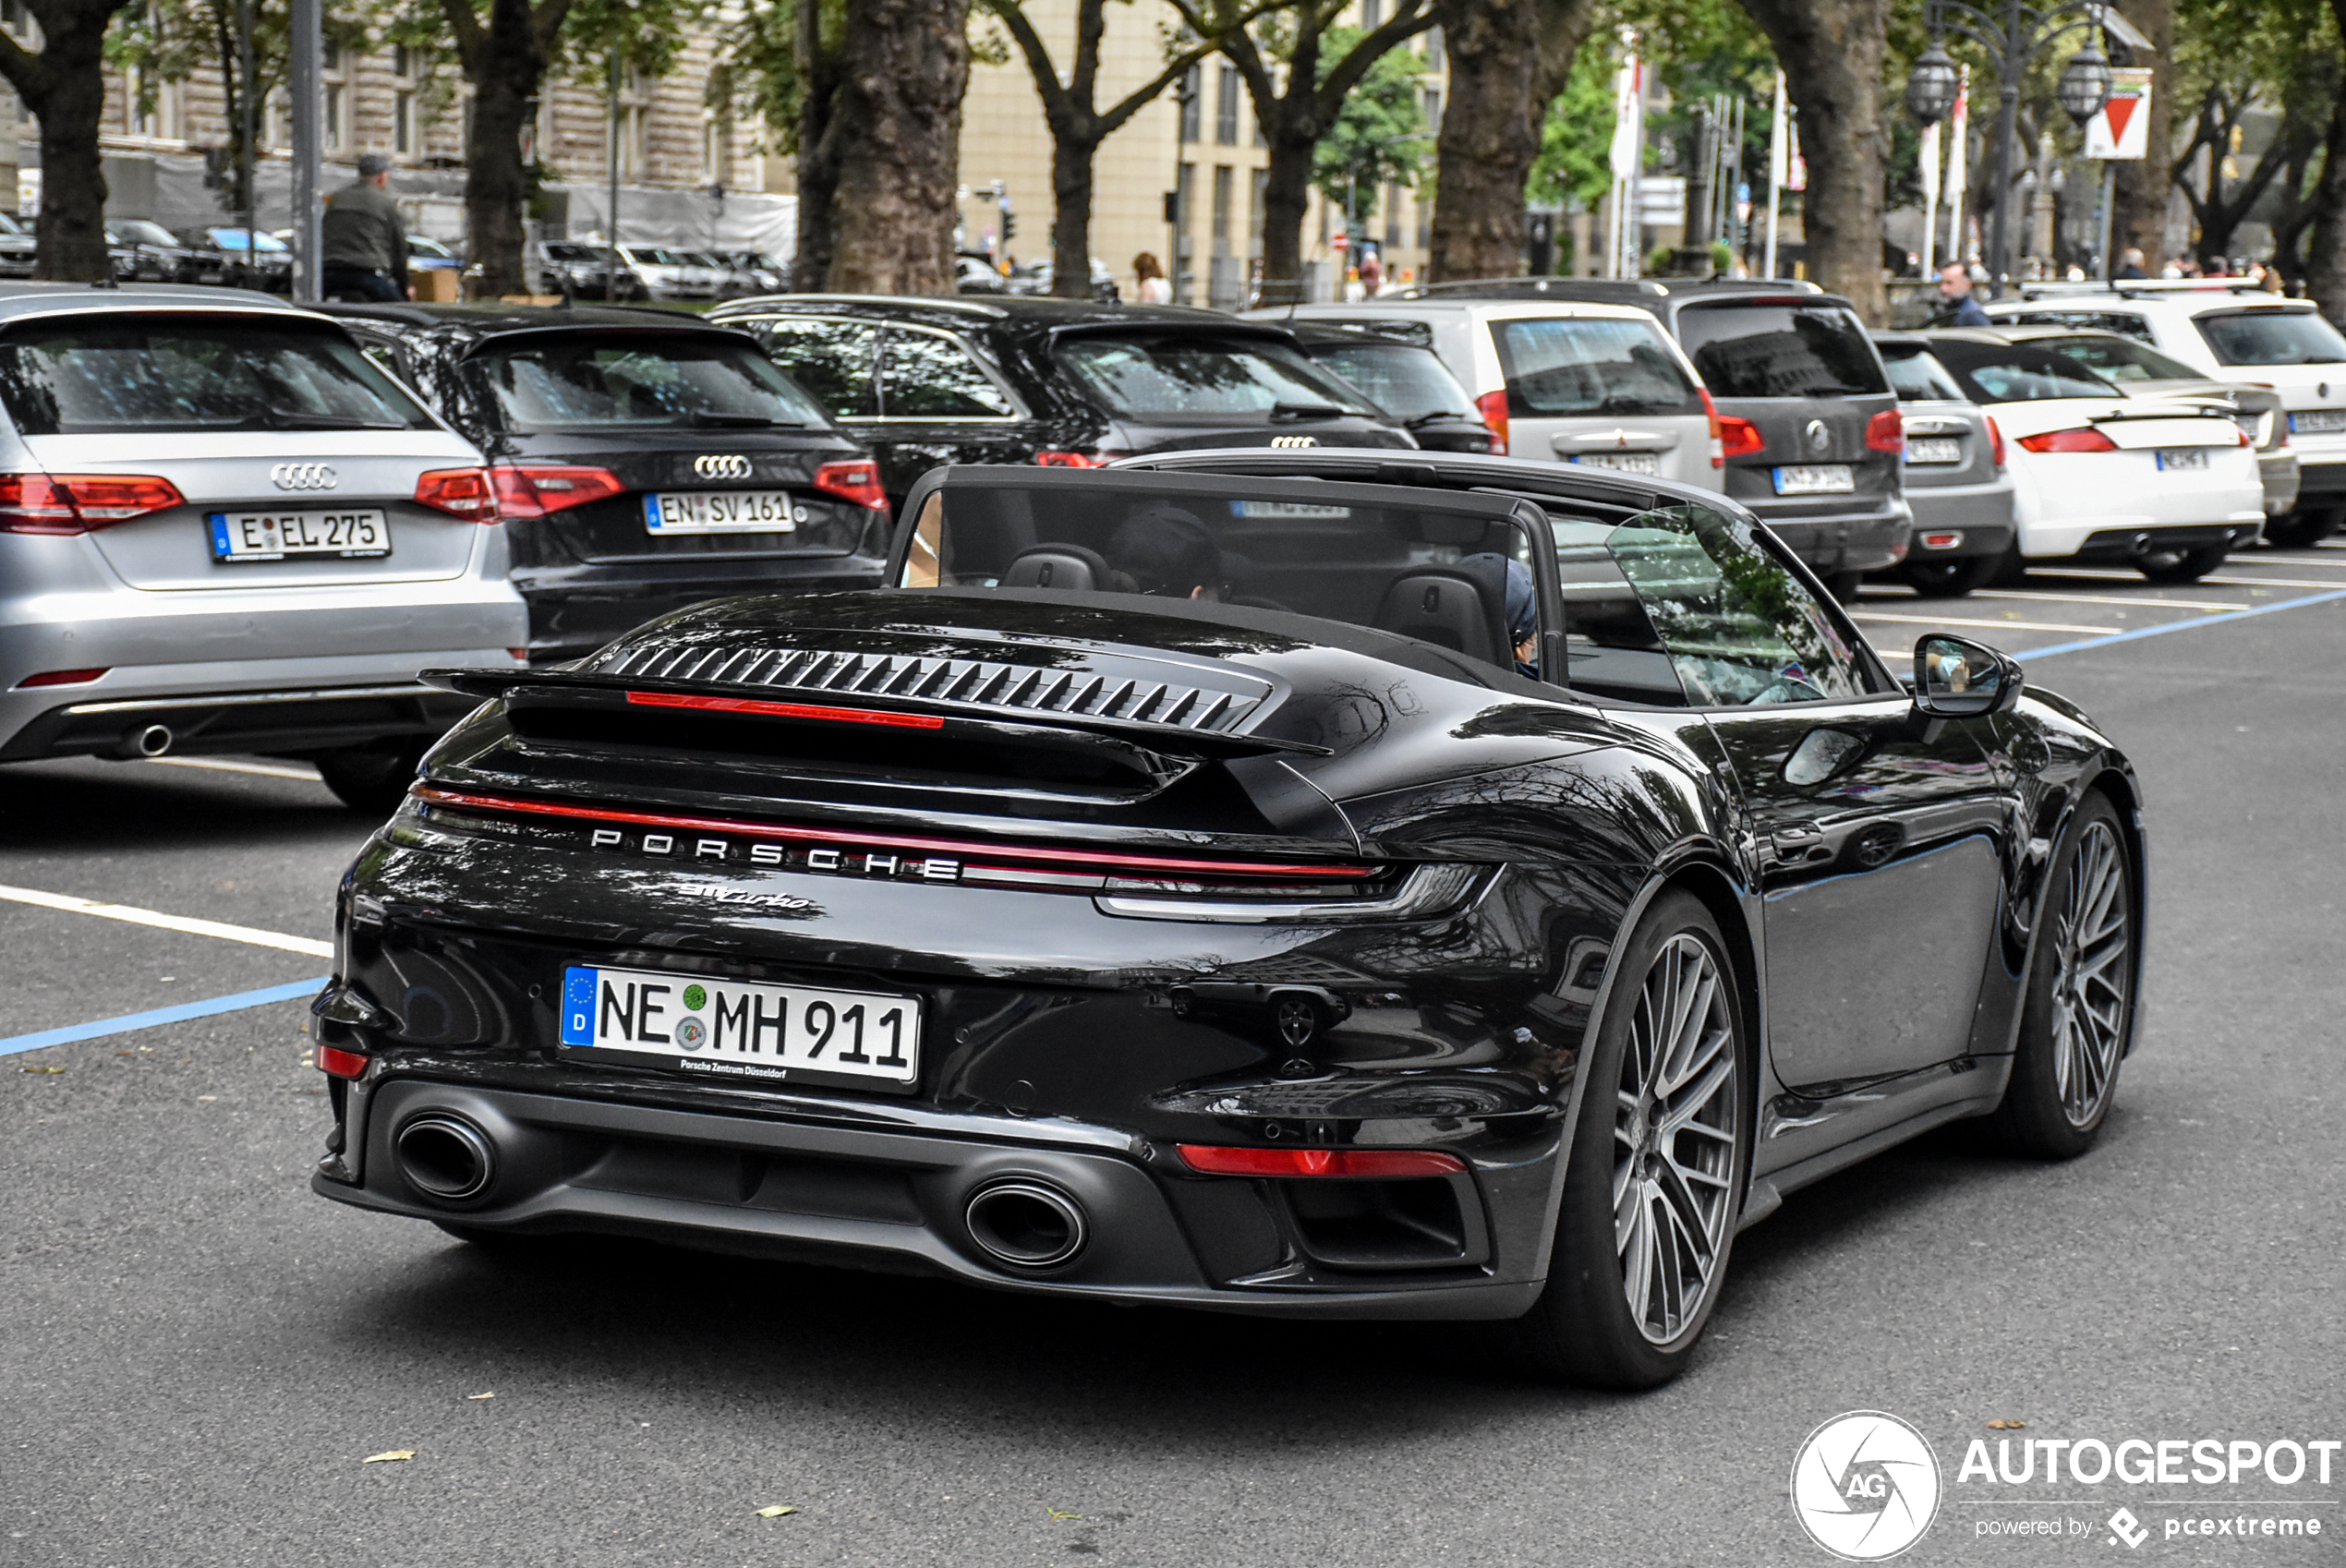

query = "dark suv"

[
  {"left": 325, "top": 304, "right": 889, "bottom": 665},
  {"left": 1401, "top": 279, "right": 1908, "bottom": 594},
  {"left": 705, "top": 296, "right": 1413, "bottom": 502}
]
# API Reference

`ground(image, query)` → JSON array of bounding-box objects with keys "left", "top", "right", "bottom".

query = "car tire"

[
  {"left": 2263, "top": 506, "right": 2340, "bottom": 549},
  {"left": 1508, "top": 890, "right": 1750, "bottom": 1389},
  {"left": 316, "top": 738, "right": 430, "bottom": 815},
  {"left": 2135, "top": 543, "right": 2229, "bottom": 584},
  {"left": 1899, "top": 553, "right": 2002, "bottom": 597},
  {"left": 1987, "top": 792, "right": 2136, "bottom": 1159}
]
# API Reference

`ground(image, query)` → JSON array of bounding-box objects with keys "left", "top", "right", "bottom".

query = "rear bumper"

[
  {"left": 2261, "top": 451, "right": 2303, "bottom": 515},
  {"left": 1900, "top": 475, "right": 2017, "bottom": 559},
  {"left": 0, "top": 669, "right": 498, "bottom": 761},
  {"left": 1757, "top": 501, "right": 1913, "bottom": 574},
  {"left": 2292, "top": 457, "right": 2346, "bottom": 503},
  {"left": 2067, "top": 523, "right": 2257, "bottom": 565}
]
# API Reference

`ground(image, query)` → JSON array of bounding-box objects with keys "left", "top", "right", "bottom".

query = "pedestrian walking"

[
  {"left": 2115, "top": 247, "right": 2147, "bottom": 279},
  {"left": 321, "top": 153, "right": 410, "bottom": 302},
  {"left": 1132, "top": 252, "right": 1171, "bottom": 304},
  {"left": 1937, "top": 260, "right": 1991, "bottom": 327}
]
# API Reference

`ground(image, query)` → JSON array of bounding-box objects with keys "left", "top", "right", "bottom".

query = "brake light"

[
  {"left": 1865, "top": 408, "right": 1905, "bottom": 453},
  {"left": 813, "top": 458, "right": 889, "bottom": 511},
  {"left": 1034, "top": 451, "right": 1105, "bottom": 467},
  {"left": 15, "top": 667, "right": 108, "bottom": 688},
  {"left": 1985, "top": 415, "right": 2006, "bottom": 468},
  {"left": 414, "top": 466, "right": 500, "bottom": 520},
  {"left": 486, "top": 464, "right": 623, "bottom": 519},
  {"left": 1699, "top": 389, "right": 1725, "bottom": 467},
  {"left": 1474, "top": 390, "right": 1510, "bottom": 454},
  {"left": 0, "top": 473, "right": 184, "bottom": 534},
  {"left": 625, "top": 690, "right": 943, "bottom": 729},
  {"left": 1718, "top": 416, "right": 1766, "bottom": 458},
  {"left": 316, "top": 1044, "right": 369, "bottom": 1080},
  {"left": 1176, "top": 1145, "right": 1468, "bottom": 1177},
  {"left": 2015, "top": 428, "right": 2119, "bottom": 453}
]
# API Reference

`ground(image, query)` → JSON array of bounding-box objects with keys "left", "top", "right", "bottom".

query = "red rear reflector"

[
  {"left": 1865, "top": 408, "right": 1905, "bottom": 453},
  {"left": 1920, "top": 532, "right": 1962, "bottom": 549},
  {"left": 16, "top": 667, "right": 108, "bottom": 688},
  {"left": 625, "top": 690, "right": 944, "bottom": 729},
  {"left": 1699, "top": 389, "right": 1725, "bottom": 468},
  {"left": 1473, "top": 390, "right": 1510, "bottom": 455},
  {"left": 316, "top": 1045, "right": 369, "bottom": 1080},
  {"left": 1717, "top": 416, "right": 1766, "bottom": 458},
  {"left": 2015, "top": 428, "right": 2118, "bottom": 453},
  {"left": 490, "top": 464, "right": 625, "bottom": 518},
  {"left": 1034, "top": 451, "right": 1105, "bottom": 467},
  {"left": 813, "top": 459, "right": 889, "bottom": 511},
  {"left": 1176, "top": 1145, "right": 1468, "bottom": 1178},
  {"left": 415, "top": 466, "right": 500, "bottom": 520},
  {"left": 0, "top": 473, "right": 184, "bottom": 534}
]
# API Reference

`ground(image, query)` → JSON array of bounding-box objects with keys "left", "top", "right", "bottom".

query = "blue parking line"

[
  {"left": 2023, "top": 585, "right": 2346, "bottom": 659},
  {"left": 0, "top": 976, "right": 328, "bottom": 1059}
]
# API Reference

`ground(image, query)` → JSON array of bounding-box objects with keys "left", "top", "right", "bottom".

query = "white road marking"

[
  {"left": 0, "top": 884, "right": 333, "bottom": 957},
  {"left": 1967, "top": 590, "right": 2248, "bottom": 611},
  {"left": 148, "top": 757, "right": 324, "bottom": 782},
  {"left": 1851, "top": 610, "right": 2119, "bottom": 635},
  {"left": 2032, "top": 568, "right": 2341, "bottom": 588}
]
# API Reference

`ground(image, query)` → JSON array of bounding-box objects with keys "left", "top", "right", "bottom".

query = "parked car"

[
  {"left": 1006, "top": 257, "right": 1120, "bottom": 303},
  {"left": 323, "top": 303, "right": 889, "bottom": 665},
  {"left": 183, "top": 226, "right": 291, "bottom": 293},
  {"left": 1982, "top": 323, "right": 2299, "bottom": 524},
  {"left": 1283, "top": 320, "right": 1496, "bottom": 454},
  {"left": 707, "top": 296, "right": 1414, "bottom": 502},
  {"left": 1908, "top": 329, "right": 2263, "bottom": 583},
  {"left": 406, "top": 236, "right": 463, "bottom": 274},
  {"left": 1869, "top": 332, "right": 2019, "bottom": 596},
  {"left": 0, "top": 211, "right": 34, "bottom": 279},
  {"left": 538, "top": 241, "right": 650, "bottom": 302},
  {"left": 107, "top": 219, "right": 208, "bottom": 284},
  {"left": 715, "top": 250, "right": 789, "bottom": 293},
  {"left": 955, "top": 252, "right": 1011, "bottom": 295},
  {"left": 1395, "top": 279, "right": 1912, "bottom": 597},
  {"left": 616, "top": 246, "right": 720, "bottom": 302},
  {"left": 1253, "top": 297, "right": 1714, "bottom": 483},
  {"left": 1985, "top": 281, "right": 2346, "bottom": 546},
  {"left": 0, "top": 283, "right": 526, "bottom": 810},
  {"left": 311, "top": 456, "right": 2142, "bottom": 1389}
]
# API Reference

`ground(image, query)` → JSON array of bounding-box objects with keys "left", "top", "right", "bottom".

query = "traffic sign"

[{"left": 2086, "top": 68, "right": 2152, "bottom": 160}]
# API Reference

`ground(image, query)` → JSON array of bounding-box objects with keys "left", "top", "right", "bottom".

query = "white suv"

[{"left": 1985, "top": 283, "right": 2346, "bottom": 546}]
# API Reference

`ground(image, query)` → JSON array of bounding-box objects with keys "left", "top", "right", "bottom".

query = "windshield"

[
  {"left": 1307, "top": 341, "right": 1473, "bottom": 420},
  {"left": 2031, "top": 334, "right": 2204, "bottom": 382},
  {"left": 210, "top": 230, "right": 286, "bottom": 252},
  {"left": 473, "top": 331, "right": 829, "bottom": 431},
  {"left": 1053, "top": 334, "right": 1383, "bottom": 421},
  {"left": 1676, "top": 302, "right": 1888, "bottom": 398},
  {"left": 2195, "top": 309, "right": 2346, "bottom": 367},
  {"left": 0, "top": 315, "right": 438, "bottom": 435},
  {"left": 115, "top": 220, "right": 176, "bottom": 247},
  {"left": 1879, "top": 344, "right": 1969, "bottom": 402},
  {"left": 1492, "top": 316, "right": 1702, "bottom": 416},
  {"left": 1926, "top": 340, "right": 2114, "bottom": 403}
]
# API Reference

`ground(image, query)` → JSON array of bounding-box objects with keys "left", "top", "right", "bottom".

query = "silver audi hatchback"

[{"left": 0, "top": 283, "right": 526, "bottom": 811}]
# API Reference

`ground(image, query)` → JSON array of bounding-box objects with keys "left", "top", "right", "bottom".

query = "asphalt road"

[{"left": 5, "top": 547, "right": 2342, "bottom": 1568}]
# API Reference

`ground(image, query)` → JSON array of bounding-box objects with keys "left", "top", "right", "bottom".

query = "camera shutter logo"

[
  {"left": 270, "top": 463, "right": 337, "bottom": 491},
  {"left": 1790, "top": 1411, "right": 1941, "bottom": 1561},
  {"left": 693, "top": 454, "right": 753, "bottom": 479}
]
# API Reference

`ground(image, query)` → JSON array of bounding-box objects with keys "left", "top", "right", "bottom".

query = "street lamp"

[{"left": 1904, "top": 0, "right": 2114, "bottom": 296}]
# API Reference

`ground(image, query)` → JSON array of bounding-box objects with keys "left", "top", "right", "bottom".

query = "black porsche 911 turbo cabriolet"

[{"left": 309, "top": 455, "right": 2144, "bottom": 1388}]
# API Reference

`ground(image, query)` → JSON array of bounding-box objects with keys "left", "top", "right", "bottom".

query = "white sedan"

[{"left": 1917, "top": 331, "right": 2263, "bottom": 583}]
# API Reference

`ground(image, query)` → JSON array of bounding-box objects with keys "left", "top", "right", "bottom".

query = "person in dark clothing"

[
  {"left": 1938, "top": 261, "right": 1991, "bottom": 327},
  {"left": 2113, "top": 247, "right": 2148, "bottom": 279},
  {"left": 322, "top": 153, "right": 409, "bottom": 302}
]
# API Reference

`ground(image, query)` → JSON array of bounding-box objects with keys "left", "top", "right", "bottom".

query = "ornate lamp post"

[{"left": 1905, "top": 0, "right": 2114, "bottom": 296}]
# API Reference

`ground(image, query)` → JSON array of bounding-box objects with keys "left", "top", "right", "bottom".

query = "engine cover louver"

[{"left": 594, "top": 643, "right": 1272, "bottom": 735}]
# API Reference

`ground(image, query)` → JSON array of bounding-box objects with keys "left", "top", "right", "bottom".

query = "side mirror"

[{"left": 1912, "top": 634, "right": 2023, "bottom": 726}]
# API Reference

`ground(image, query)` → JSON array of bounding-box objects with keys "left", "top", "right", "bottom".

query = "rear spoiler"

[{"left": 420, "top": 667, "right": 1331, "bottom": 759}]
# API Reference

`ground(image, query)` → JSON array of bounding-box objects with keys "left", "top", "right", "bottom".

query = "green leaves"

[{"left": 1310, "top": 24, "right": 1432, "bottom": 224}]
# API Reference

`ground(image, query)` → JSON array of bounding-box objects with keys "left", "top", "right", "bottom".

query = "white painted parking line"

[
  {"left": 1968, "top": 590, "right": 2248, "bottom": 611},
  {"left": 2033, "top": 568, "right": 2342, "bottom": 589},
  {"left": 1851, "top": 610, "right": 2119, "bottom": 635},
  {"left": 148, "top": 757, "right": 324, "bottom": 782},
  {"left": 0, "top": 884, "right": 333, "bottom": 957}
]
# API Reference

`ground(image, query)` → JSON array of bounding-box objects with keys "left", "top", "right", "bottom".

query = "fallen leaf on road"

[
  {"left": 1986, "top": 1419, "right": 2026, "bottom": 1430},
  {"left": 362, "top": 1450, "right": 417, "bottom": 1464},
  {"left": 466, "top": 1392, "right": 494, "bottom": 1400},
  {"left": 21, "top": 1066, "right": 63, "bottom": 1074},
  {"left": 1047, "top": 1508, "right": 1082, "bottom": 1521},
  {"left": 754, "top": 1505, "right": 798, "bottom": 1518}
]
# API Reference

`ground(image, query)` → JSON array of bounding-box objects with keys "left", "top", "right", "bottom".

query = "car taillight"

[
  {"left": 1474, "top": 390, "right": 1510, "bottom": 454},
  {"left": 15, "top": 667, "right": 108, "bottom": 688},
  {"left": 1176, "top": 1145, "right": 1468, "bottom": 1177},
  {"left": 1985, "top": 415, "right": 2006, "bottom": 468},
  {"left": 1034, "top": 451, "right": 1105, "bottom": 467},
  {"left": 414, "top": 466, "right": 500, "bottom": 520},
  {"left": 489, "top": 464, "right": 625, "bottom": 518},
  {"left": 1865, "top": 408, "right": 1905, "bottom": 453},
  {"left": 2014, "top": 428, "right": 2119, "bottom": 453},
  {"left": 813, "top": 458, "right": 889, "bottom": 511},
  {"left": 0, "top": 473, "right": 184, "bottom": 534},
  {"left": 1718, "top": 416, "right": 1766, "bottom": 458},
  {"left": 2236, "top": 426, "right": 2253, "bottom": 447},
  {"left": 316, "top": 1045, "right": 369, "bottom": 1080},
  {"left": 1699, "top": 388, "right": 1726, "bottom": 468}
]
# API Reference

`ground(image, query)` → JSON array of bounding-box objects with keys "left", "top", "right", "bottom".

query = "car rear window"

[
  {"left": 1306, "top": 342, "right": 1472, "bottom": 420},
  {"left": 1053, "top": 334, "right": 1382, "bottom": 420},
  {"left": 1879, "top": 343, "right": 1968, "bottom": 402},
  {"left": 2030, "top": 334, "right": 2203, "bottom": 383},
  {"left": 0, "top": 314, "right": 437, "bottom": 435},
  {"left": 1924, "top": 340, "right": 2113, "bottom": 403},
  {"left": 473, "top": 331, "right": 829, "bottom": 431},
  {"left": 1675, "top": 302, "right": 1888, "bottom": 398},
  {"left": 1490, "top": 317, "right": 1701, "bottom": 416},
  {"left": 2195, "top": 308, "right": 2346, "bottom": 367}
]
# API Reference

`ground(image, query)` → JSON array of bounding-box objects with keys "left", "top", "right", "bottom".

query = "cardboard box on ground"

[{"left": 409, "top": 267, "right": 462, "bottom": 302}]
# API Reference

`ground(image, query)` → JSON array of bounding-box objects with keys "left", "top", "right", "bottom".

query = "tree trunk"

[
  {"left": 792, "top": 0, "right": 845, "bottom": 292},
  {"left": 1050, "top": 125, "right": 1100, "bottom": 298},
  {"left": 30, "top": 19, "right": 111, "bottom": 281},
  {"left": 1739, "top": 0, "right": 1891, "bottom": 321},
  {"left": 1258, "top": 114, "right": 1317, "bottom": 301},
  {"left": 2110, "top": 0, "right": 2174, "bottom": 270},
  {"left": 1428, "top": 0, "right": 1594, "bottom": 282},
  {"left": 2304, "top": 81, "right": 2346, "bottom": 322},
  {"left": 451, "top": 0, "right": 553, "bottom": 298},
  {"left": 823, "top": 0, "right": 969, "bottom": 296}
]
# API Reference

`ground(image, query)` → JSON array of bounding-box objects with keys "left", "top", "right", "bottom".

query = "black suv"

[
  {"left": 1402, "top": 278, "right": 1908, "bottom": 593},
  {"left": 1284, "top": 320, "right": 1496, "bottom": 454},
  {"left": 705, "top": 296, "right": 1413, "bottom": 502},
  {"left": 324, "top": 304, "right": 889, "bottom": 665}
]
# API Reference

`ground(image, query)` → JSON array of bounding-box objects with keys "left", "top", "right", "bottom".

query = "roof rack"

[{"left": 2013, "top": 280, "right": 2279, "bottom": 301}]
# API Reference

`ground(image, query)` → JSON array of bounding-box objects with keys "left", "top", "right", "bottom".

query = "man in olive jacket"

[{"left": 322, "top": 153, "right": 409, "bottom": 301}]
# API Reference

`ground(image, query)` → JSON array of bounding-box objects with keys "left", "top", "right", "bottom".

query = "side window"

[
  {"left": 749, "top": 318, "right": 879, "bottom": 418},
  {"left": 880, "top": 329, "right": 1018, "bottom": 417}
]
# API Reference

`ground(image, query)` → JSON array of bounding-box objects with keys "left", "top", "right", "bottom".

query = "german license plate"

[
  {"left": 1905, "top": 438, "right": 1964, "bottom": 464},
  {"left": 2156, "top": 449, "right": 2210, "bottom": 471},
  {"left": 644, "top": 490, "right": 801, "bottom": 534},
  {"left": 2291, "top": 409, "right": 2346, "bottom": 433},
  {"left": 1569, "top": 452, "right": 1663, "bottom": 476},
  {"left": 559, "top": 964, "right": 918, "bottom": 1087},
  {"left": 1772, "top": 464, "right": 1854, "bottom": 495},
  {"left": 209, "top": 508, "right": 389, "bottom": 561}
]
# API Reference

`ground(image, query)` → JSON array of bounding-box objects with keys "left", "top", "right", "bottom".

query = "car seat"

[
  {"left": 1371, "top": 563, "right": 1508, "bottom": 666},
  {"left": 1001, "top": 543, "right": 1133, "bottom": 592}
]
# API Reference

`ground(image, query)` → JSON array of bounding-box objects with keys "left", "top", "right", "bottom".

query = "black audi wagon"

[{"left": 325, "top": 304, "right": 889, "bottom": 665}]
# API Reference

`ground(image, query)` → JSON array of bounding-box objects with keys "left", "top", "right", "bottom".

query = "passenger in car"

[{"left": 1108, "top": 507, "right": 1229, "bottom": 600}]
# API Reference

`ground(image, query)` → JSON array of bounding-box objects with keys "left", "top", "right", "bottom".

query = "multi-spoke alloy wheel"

[{"left": 1614, "top": 935, "right": 1740, "bottom": 1345}]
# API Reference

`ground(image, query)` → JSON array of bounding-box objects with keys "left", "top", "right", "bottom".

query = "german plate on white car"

[
  {"left": 2156, "top": 449, "right": 2210, "bottom": 472},
  {"left": 1905, "top": 438, "right": 1964, "bottom": 464},
  {"left": 210, "top": 509, "right": 390, "bottom": 561},
  {"left": 2291, "top": 409, "right": 2346, "bottom": 434},
  {"left": 644, "top": 490, "right": 802, "bottom": 534},
  {"left": 1772, "top": 464, "right": 1855, "bottom": 495},
  {"left": 559, "top": 963, "right": 919, "bottom": 1087}
]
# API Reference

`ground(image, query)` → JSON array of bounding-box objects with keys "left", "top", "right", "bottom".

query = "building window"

[
  {"left": 393, "top": 92, "right": 415, "bottom": 154},
  {"left": 1212, "top": 164, "right": 1232, "bottom": 251},
  {"left": 323, "top": 85, "right": 345, "bottom": 151},
  {"left": 1251, "top": 168, "right": 1268, "bottom": 258},
  {"left": 1175, "top": 161, "right": 1196, "bottom": 300},
  {"left": 1215, "top": 66, "right": 1238, "bottom": 146},
  {"left": 1416, "top": 191, "right": 1432, "bottom": 248},
  {"left": 1361, "top": 0, "right": 1380, "bottom": 26},
  {"left": 612, "top": 66, "right": 649, "bottom": 182},
  {"left": 1423, "top": 86, "right": 1441, "bottom": 131},
  {"left": 1179, "top": 65, "right": 1200, "bottom": 143},
  {"left": 321, "top": 42, "right": 347, "bottom": 152},
  {"left": 1383, "top": 182, "right": 1400, "bottom": 249},
  {"left": 702, "top": 117, "right": 724, "bottom": 183},
  {"left": 1424, "top": 25, "right": 1443, "bottom": 70}
]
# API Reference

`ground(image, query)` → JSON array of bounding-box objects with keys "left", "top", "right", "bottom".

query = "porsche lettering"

[{"left": 586, "top": 826, "right": 960, "bottom": 881}]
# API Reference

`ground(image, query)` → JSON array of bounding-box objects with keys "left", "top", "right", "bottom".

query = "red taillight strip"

[
  {"left": 411, "top": 785, "right": 1378, "bottom": 880},
  {"left": 625, "top": 690, "right": 944, "bottom": 729},
  {"left": 1177, "top": 1145, "right": 1467, "bottom": 1177}
]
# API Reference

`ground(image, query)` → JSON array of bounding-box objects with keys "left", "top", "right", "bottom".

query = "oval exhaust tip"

[
  {"left": 963, "top": 1180, "right": 1088, "bottom": 1270},
  {"left": 394, "top": 1114, "right": 496, "bottom": 1203}
]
